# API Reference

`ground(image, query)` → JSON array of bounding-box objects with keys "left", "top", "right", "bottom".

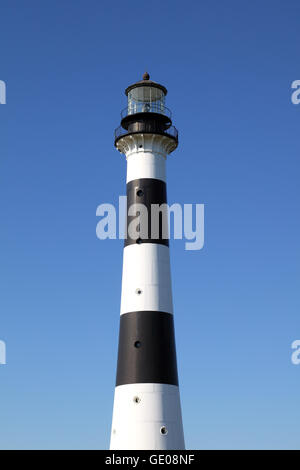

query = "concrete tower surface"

[{"left": 110, "top": 73, "right": 185, "bottom": 450}]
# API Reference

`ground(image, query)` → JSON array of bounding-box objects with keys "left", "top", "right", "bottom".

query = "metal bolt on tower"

[{"left": 110, "top": 73, "right": 185, "bottom": 450}]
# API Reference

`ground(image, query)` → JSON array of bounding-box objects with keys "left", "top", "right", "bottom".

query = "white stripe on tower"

[{"left": 110, "top": 74, "right": 185, "bottom": 450}]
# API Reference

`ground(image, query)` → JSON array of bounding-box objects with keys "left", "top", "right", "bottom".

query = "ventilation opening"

[
  {"left": 160, "top": 426, "right": 168, "bottom": 435},
  {"left": 133, "top": 396, "right": 141, "bottom": 404},
  {"left": 134, "top": 341, "right": 142, "bottom": 348},
  {"left": 136, "top": 189, "right": 143, "bottom": 197},
  {"left": 135, "top": 288, "right": 142, "bottom": 295}
]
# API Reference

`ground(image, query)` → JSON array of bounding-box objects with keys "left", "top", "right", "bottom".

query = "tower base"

[{"left": 110, "top": 383, "right": 185, "bottom": 450}]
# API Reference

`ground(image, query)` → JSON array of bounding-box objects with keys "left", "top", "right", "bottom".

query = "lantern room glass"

[{"left": 127, "top": 86, "right": 166, "bottom": 116}]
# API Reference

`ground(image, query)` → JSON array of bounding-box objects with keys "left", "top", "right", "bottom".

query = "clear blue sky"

[{"left": 0, "top": 0, "right": 299, "bottom": 450}]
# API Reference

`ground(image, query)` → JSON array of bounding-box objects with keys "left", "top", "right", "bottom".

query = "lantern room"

[{"left": 126, "top": 72, "right": 167, "bottom": 116}]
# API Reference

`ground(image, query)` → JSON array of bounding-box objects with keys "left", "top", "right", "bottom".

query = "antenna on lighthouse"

[{"left": 110, "top": 73, "right": 184, "bottom": 450}]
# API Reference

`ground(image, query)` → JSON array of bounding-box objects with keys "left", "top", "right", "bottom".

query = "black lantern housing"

[{"left": 114, "top": 73, "right": 178, "bottom": 147}]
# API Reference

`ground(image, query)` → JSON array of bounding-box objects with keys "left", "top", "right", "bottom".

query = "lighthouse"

[{"left": 110, "top": 73, "right": 185, "bottom": 450}]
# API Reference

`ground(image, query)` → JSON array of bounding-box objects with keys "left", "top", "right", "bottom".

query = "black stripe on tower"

[
  {"left": 116, "top": 311, "right": 178, "bottom": 386},
  {"left": 125, "top": 178, "right": 168, "bottom": 247}
]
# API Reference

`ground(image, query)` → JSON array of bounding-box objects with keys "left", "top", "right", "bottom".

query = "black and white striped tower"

[{"left": 110, "top": 73, "right": 185, "bottom": 450}]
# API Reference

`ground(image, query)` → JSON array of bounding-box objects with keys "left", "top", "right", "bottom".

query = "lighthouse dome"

[{"left": 125, "top": 73, "right": 167, "bottom": 116}]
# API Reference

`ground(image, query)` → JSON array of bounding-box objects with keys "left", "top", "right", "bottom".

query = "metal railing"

[
  {"left": 121, "top": 103, "right": 172, "bottom": 120},
  {"left": 114, "top": 124, "right": 178, "bottom": 142}
]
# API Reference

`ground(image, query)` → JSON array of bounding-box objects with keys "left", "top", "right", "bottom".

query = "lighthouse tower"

[{"left": 110, "top": 73, "right": 185, "bottom": 450}]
